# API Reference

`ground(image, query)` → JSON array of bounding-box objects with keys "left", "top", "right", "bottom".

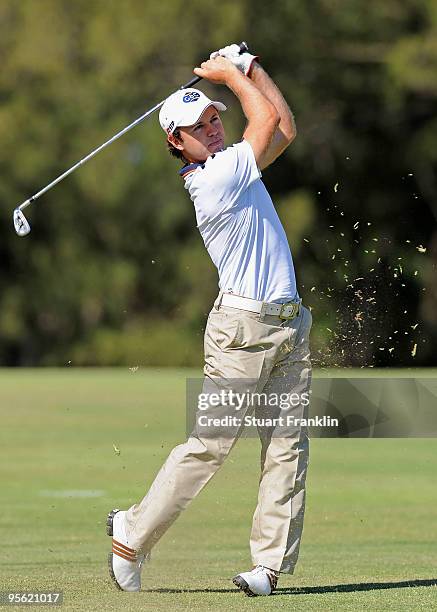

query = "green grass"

[{"left": 0, "top": 368, "right": 436, "bottom": 611}]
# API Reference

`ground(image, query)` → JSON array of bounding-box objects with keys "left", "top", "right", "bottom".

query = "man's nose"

[{"left": 207, "top": 123, "right": 218, "bottom": 136}]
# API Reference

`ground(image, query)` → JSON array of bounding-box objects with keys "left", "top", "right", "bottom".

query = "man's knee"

[{"left": 169, "top": 436, "right": 233, "bottom": 469}]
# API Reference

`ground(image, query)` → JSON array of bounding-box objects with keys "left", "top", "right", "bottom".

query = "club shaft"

[
  {"left": 17, "top": 41, "right": 248, "bottom": 212},
  {"left": 18, "top": 99, "right": 165, "bottom": 211}
]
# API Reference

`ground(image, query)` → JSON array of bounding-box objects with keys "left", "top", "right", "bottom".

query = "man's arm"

[
  {"left": 248, "top": 62, "right": 296, "bottom": 168},
  {"left": 210, "top": 44, "right": 296, "bottom": 168},
  {"left": 194, "top": 57, "right": 280, "bottom": 170}
]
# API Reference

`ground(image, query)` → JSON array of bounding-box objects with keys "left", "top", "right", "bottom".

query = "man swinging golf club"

[{"left": 107, "top": 43, "right": 312, "bottom": 597}]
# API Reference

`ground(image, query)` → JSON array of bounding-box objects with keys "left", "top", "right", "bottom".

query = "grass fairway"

[{"left": 1, "top": 368, "right": 436, "bottom": 611}]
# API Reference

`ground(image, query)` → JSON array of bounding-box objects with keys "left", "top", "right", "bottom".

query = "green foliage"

[
  {"left": 0, "top": 0, "right": 435, "bottom": 366},
  {"left": 68, "top": 320, "right": 203, "bottom": 367}
]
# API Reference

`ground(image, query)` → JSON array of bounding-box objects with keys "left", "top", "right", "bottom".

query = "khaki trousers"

[{"left": 125, "top": 293, "right": 312, "bottom": 574}]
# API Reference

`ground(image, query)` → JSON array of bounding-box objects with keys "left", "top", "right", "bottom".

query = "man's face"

[{"left": 169, "top": 105, "right": 225, "bottom": 163}]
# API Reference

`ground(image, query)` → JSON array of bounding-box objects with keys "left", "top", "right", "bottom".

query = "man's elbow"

[
  {"left": 276, "top": 125, "right": 296, "bottom": 153},
  {"left": 284, "top": 118, "right": 297, "bottom": 145},
  {"left": 267, "top": 107, "right": 280, "bottom": 133},
  {"left": 288, "top": 127, "right": 297, "bottom": 145}
]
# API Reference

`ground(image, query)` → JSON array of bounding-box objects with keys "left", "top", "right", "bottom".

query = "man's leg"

[
  {"left": 249, "top": 305, "right": 312, "bottom": 574},
  {"left": 123, "top": 301, "right": 276, "bottom": 555},
  {"left": 108, "top": 411, "right": 246, "bottom": 592},
  {"left": 109, "top": 298, "right": 302, "bottom": 591},
  {"left": 124, "top": 430, "right": 237, "bottom": 551}
]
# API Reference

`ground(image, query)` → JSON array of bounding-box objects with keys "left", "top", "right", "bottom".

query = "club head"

[{"left": 13, "top": 208, "right": 31, "bottom": 236}]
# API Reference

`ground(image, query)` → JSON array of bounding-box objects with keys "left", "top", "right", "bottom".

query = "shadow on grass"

[
  {"left": 143, "top": 578, "right": 437, "bottom": 595},
  {"left": 273, "top": 578, "right": 437, "bottom": 596}
]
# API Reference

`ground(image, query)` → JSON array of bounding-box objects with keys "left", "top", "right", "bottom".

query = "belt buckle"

[{"left": 279, "top": 301, "right": 298, "bottom": 320}]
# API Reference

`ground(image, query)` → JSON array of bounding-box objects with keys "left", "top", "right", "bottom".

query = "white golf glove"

[{"left": 210, "top": 43, "right": 259, "bottom": 76}]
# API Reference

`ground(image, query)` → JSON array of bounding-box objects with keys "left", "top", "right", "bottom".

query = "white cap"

[{"left": 159, "top": 88, "right": 227, "bottom": 134}]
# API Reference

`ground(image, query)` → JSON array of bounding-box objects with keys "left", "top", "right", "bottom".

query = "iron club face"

[{"left": 13, "top": 208, "right": 31, "bottom": 236}]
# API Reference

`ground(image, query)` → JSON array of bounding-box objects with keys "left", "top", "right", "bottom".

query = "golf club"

[{"left": 13, "top": 41, "right": 249, "bottom": 237}]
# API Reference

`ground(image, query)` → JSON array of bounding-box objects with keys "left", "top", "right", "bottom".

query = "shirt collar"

[
  {"left": 178, "top": 154, "right": 216, "bottom": 178},
  {"left": 179, "top": 162, "right": 204, "bottom": 178}
]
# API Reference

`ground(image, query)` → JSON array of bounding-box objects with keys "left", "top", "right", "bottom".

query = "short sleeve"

[{"left": 190, "top": 139, "right": 261, "bottom": 206}]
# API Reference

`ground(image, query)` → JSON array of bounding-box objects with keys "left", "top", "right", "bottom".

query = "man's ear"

[{"left": 167, "top": 132, "right": 184, "bottom": 151}]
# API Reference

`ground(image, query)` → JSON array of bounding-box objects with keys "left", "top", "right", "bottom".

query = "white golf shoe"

[
  {"left": 233, "top": 565, "right": 279, "bottom": 596},
  {"left": 106, "top": 508, "right": 149, "bottom": 592}
]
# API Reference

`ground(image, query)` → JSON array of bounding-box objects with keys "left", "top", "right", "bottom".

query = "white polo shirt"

[{"left": 181, "top": 139, "right": 298, "bottom": 303}]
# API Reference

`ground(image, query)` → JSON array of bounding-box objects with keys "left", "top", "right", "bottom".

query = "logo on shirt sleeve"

[{"left": 183, "top": 91, "right": 201, "bottom": 103}]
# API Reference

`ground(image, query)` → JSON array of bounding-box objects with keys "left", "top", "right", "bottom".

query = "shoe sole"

[
  {"left": 233, "top": 575, "right": 257, "bottom": 597},
  {"left": 107, "top": 509, "right": 122, "bottom": 591}
]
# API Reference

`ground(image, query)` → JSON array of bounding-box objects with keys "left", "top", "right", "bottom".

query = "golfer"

[{"left": 107, "top": 44, "right": 312, "bottom": 597}]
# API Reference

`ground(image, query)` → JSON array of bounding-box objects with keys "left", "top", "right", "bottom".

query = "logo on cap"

[
  {"left": 183, "top": 91, "right": 200, "bottom": 103},
  {"left": 167, "top": 120, "right": 175, "bottom": 133}
]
